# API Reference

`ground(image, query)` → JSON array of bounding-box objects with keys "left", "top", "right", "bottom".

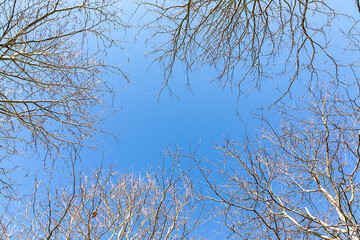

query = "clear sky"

[{"left": 83, "top": 35, "right": 284, "bottom": 173}]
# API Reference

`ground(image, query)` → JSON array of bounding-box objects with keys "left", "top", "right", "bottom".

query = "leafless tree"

[
  {"left": 0, "top": 156, "right": 207, "bottom": 239},
  {"left": 166, "top": 81, "right": 360, "bottom": 239},
  {"left": 0, "top": 0, "right": 127, "bottom": 193},
  {"left": 140, "top": 0, "right": 360, "bottom": 98}
]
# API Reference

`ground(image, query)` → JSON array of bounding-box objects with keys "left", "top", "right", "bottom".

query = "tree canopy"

[{"left": 2, "top": 0, "right": 360, "bottom": 239}]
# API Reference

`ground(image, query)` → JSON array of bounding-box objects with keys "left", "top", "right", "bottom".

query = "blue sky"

[{"left": 83, "top": 38, "right": 285, "bottom": 173}]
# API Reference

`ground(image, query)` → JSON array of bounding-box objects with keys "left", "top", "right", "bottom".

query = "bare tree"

[
  {"left": 166, "top": 81, "right": 360, "bottom": 239},
  {"left": 0, "top": 0, "right": 127, "bottom": 193},
  {"left": 0, "top": 156, "right": 207, "bottom": 239},
  {"left": 140, "top": 0, "right": 360, "bottom": 98}
]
